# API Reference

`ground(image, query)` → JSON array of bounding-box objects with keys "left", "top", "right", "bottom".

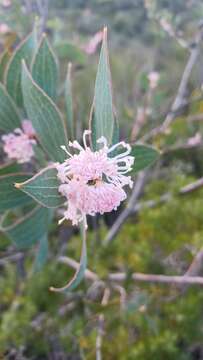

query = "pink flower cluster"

[
  {"left": 56, "top": 130, "right": 134, "bottom": 227},
  {"left": 2, "top": 120, "right": 36, "bottom": 163}
]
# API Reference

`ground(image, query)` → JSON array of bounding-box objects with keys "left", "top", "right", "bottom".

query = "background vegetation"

[{"left": 1, "top": 0, "right": 203, "bottom": 359}]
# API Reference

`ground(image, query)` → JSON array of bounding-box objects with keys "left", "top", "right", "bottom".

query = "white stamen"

[
  {"left": 69, "top": 140, "right": 84, "bottom": 152},
  {"left": 60, "top": 145, "right": 72, "bottom": 157},
  {"left": 97, "top": 136, "right": 108, "bottom": 148},
  {"left": 58, "top": 217, "right": 65, "bottom": 225}
]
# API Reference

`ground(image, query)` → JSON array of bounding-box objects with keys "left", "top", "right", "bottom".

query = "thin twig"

[
  {"left": 57, "top": 255, "right": 203, "bottom": 286},
  {"left": 108, "top": 272, "right": 203, "bottom": 285},
  {"left": 187, "top": 113, "right": 203, "bottom": 122},
  {"left": 141, "top": 25, "right": 203, "bottom": 142},
  {"left": 180, "top": 177, "right": 203, "bottom": 194},
  {"left": 36, "top": 0, "right": 49, "bottom": 35},
  {"left": 0, "top": 252, "right": 24, "bottom": 265},
  {"left": 96, "top": 288, "right": 111, "bottom": 360},
  {"left": 58, "top": 256, "right": 99, "bottom": 281},
  {"left": 104, "top": 170, "right": 149, "bottom": 245},
  {"left": 104, "top": 25, "right": 203, "bottom": 246}
]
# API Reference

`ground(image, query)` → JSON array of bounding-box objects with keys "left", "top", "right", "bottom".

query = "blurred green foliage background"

[{"left": 1, "top": 0, "right": 203, "bottom": 359}]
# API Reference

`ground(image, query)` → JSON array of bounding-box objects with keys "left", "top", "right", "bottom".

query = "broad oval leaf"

[
  {"left": 0, "top": 83, "right": 21, "bottom": 132},
  {"left": 91, "top": 27, "right": 115, "bottom": 149},
  {"left": 5, "top": 30, "right": 37, "bottom": 107},
  {"left": 21, "top": 62, "right": 68, "bottom": 162},
  {"left": 131, "top": 144, "right": 160, "bottom": 173},
  {"left": 0, "top": 173, "right": 33, "bottom": 212},
  {"left": 32, "top": 34, "right": 58, "bottom": 100},
  {"left": 15, "top": 166, "right": 65, "bottom": 208},
  {"left": 1, "top": 206, "right": 51, "bottom": 249},
  {"left": 33, "top": 234, "right": 49, "bottom": 272},
  {"left": 50, "top": 220, "right": 87, "bottom": 292}
]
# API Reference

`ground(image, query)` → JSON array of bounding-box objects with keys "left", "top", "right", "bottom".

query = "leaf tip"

[
  {"left": 14, "top": 182, "right": 22, "bottom": 189},
  {"left": 67, "top": 62, "right": 72, "bottom": 73},
  {"left": 49, "top": 286, "right": 58, "bottom": 293},
  {"left": 21, "top": 59, "right": 28, "bottom": 73},
  {"left": 103, "top": 26, "right": 108, "bottom": 40}
]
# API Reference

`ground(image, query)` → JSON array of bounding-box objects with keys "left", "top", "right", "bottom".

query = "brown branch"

[
  {"left": 187, "top": 113, "right": 203, "bottom": 122},
  {"left": 0, "top": 252, "right": 24, "bottom": 265},
  {"left": 180, "top": 177, "right": 203, "bottom": 194},
  {"left": 103, "top": 170, "right": 149, "bottom": 245},
  {"left": 141, "top": 26, "right": 203, "bottom": 142},
  {"left": 105, "top": 27, "right": 203, "bottom": 245},
  {"left": 96, "top": 288, "right": 111, "bottom": 360},
  {"left": 57, "top": 255, "right": 203, "bottom": 286},
  {"left": 58, "top": 256, "right": 99, "bottom": 281}
]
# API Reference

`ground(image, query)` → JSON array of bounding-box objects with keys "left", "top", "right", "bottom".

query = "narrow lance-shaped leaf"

[
  {"left": 0, "top": 173, "right": 33, "bottom": 212},
  {"left": 131, "top": 144, "right": 160, "bottom": 173},
  {"left": 65, "top": 62, "right": 74, "bottom": 139},
  {"left": 0, "top": 83, "right": 21, "bottom": 132},
  {"left": 15, "top": 166, "right": 65, "bottom": 208},
  {"left": 1, "top": 206, "right": 51, "bottom": 249},
  {"left": 32, "top": 34, "right": 58, "bottom": 100},
  {"left": 5, "top": 30, "right": 37, "bottom": 107},
  {"left": 0, "top": 162, "right": 21, "bottom": 176},
  {"left": 0, "top": 50, "right": 10, "bottom": 82},
  {"left": 50, "top": 220, "right": 87, "bottom": 292},
  {"left": 33, "top": 233, "right": 49, "bottom": 272},
  {"left": 21, "top": 62, "right": 68, "bottom": 162},
  {"left": 91, "top": 27, "right": 115, "bottom": 149}
]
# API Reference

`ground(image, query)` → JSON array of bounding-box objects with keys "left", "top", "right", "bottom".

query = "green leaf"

[
  {"left": 1, "top": 206, "right": 51, "bottom": 249},
  {"left": 50, "top": 220, "right": 87, "bottom": 292},
  {"left": 109, "top": 118, "right": 120, "bottom": 156},
  {"left": 33, "top": 144, "right": 47, "bottom": 168},
  {"left": 21, "top": 62, "right": 68, "bottom": 162},
  {"left": 0, "top": 50, "right": 10, "bottom": 82},
  {"left": 112, "top": 118, "right": 119, "bottom": 145},
  {"left": 33, "top": 233, "right": 49, "bottom": 272},
  {"left": 15, "top": 166, "right": 65, "bottom": 208},
  {"left": 32, "top": 34, "right": 58, "bottom": 100},
  {"left": 5, "top": 30, "right": 37, "bottom": 107},
  {"left": 91, "top": 110, "right": 119, "bottom": 152},
  {"left": 91, "top": 27, "right": 115, "bottom": 148},
  {"left": 65, "top": 62, "right": 74, "bottom": 139},
  {"left": 131, "top": 144, "right": 160, "bottom": 173},
  {"left": 0, "top": 162, "right": 21, "bottom": 176},
  {"left": 90, "top": 110, "right": 97, "bottom": 151},
  {"left": 0, "top": 173, "right": 33, "bottom": 212},
  {"left": 0, "top": 83, "right": 21, "bottom": 132}
]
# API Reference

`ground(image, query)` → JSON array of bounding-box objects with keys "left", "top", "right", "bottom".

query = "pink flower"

[
  {"left": 147, "top": 71, "right": 160, "bottom": 89},
  {"left": 0, "top": 23, "right": 10, "bottom": 34},
  {"left": 160, "top": 18, "right": 174, "bottom": 36},
  {"left": 56, "top": 130, "right": 134, "bottom": 227},
  {"left": 2, "top": 0, "right": 11, "bottom": 7},
  {"left": 83, "top": 31, "right": 103, "bottom": 55},
  {"left": 2, "top": 121, "right": 36, "bottom": 164},
  {"left": 187, "top": 132, "right": 202, "bottom": 147}
]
